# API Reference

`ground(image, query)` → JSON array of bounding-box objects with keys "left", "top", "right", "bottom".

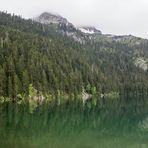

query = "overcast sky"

[{"left": 0, "top": 0, "right": 148, "bottom": 38}]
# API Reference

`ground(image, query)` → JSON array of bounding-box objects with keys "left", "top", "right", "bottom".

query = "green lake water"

[{"left": 0, "top": 96, "right": 148, "bottom": 148}]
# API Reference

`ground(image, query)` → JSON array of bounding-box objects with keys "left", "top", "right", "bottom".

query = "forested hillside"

[{"left": 0, "top": 11, "right": 148, "bottom": 99}]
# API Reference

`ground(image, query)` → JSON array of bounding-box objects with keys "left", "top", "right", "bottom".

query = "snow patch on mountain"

[
  {"left": 79, "top": 28, "right": 95, "bottom": 34},
  {"left": 78, "top": 26, "right": 102, "bottom": 35}
]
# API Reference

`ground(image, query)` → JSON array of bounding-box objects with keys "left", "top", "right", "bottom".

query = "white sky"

[{"left": 0, "top": 0, "right": 148, "bottom": 38}]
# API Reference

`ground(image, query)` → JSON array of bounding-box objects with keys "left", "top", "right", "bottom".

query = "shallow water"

[{"left": 0, "top": 96, "right": 148, "bottom": 148}]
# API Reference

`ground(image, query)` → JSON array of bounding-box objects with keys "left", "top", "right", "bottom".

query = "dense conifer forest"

[{"left": 0, "top": 11, "right": 148, "bottom": 100}]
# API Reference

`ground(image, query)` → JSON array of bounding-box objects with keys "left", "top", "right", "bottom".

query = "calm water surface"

[{"left": 0, "top": 96, "right": 148, "bottom": 148}]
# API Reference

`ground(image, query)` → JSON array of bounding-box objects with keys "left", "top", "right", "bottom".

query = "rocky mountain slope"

[{"left": 35, "top": 12, "right": 148, "bottom": 46}]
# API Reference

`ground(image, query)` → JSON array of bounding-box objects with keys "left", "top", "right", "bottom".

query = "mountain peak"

[
  {"left": 35, "top": 12, "right": 69, "bottom": 25},
  {"left": 39, "top": 12, "right": 61, "bottom": 19}
]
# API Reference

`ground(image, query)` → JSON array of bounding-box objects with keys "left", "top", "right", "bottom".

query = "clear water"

[{"left": 0, "top": 96, "right": 148, "bottom": 148}]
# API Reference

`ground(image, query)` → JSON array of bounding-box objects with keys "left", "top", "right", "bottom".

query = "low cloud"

[{"left": 0, "top": 0, "right": 148, "bottom": 38}]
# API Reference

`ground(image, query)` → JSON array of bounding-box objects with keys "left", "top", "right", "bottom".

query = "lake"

[{"left": 0, "top": 95, "right": 148, "bottom": 148}]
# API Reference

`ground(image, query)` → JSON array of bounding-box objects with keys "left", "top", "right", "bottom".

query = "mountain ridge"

[{"left": 35, "top": 12, "right": 147, "bottom": 43}]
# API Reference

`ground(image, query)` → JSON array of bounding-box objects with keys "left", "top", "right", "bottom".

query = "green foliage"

[
  {"left": 0, "top": 96, "right": 5, "bottom": 103},
  {"left": 0, "top": 11, "right": 147, "bottom": 99},
  {"left": 91, "top": 86, "right": 97, "bottom": 95},
  {"left": 27, "top": 84, "right": 39, "bottom": 113}
]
